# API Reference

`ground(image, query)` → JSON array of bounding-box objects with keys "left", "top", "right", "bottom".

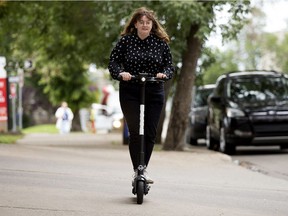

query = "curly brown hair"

[{"left": 121, "top": 7, "right": 170, "bottom": 43}]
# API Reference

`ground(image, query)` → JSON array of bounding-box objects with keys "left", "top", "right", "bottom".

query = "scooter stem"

[{"left": 139, "top": 76, "right": 146, "bottom": 171}]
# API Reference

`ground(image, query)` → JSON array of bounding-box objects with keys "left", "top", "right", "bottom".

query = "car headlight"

[
  {"left": 226, "top": 107, "right": 245, "bottom": 117},
  {"left": 113, "top": 120, "right": 122, "bottom": 129}
]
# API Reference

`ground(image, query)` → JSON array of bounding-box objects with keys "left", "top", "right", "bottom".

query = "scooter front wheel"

[{"left": 136, "top": 181, "right": 144, "bottom": 204}]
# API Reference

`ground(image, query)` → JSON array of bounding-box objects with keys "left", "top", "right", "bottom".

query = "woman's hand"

[
  {"left": 156, "top": 73, "right": 167, "bottom": 79},
  {"left": 120, "top": 72, "right": 132, "bottom": 81}
]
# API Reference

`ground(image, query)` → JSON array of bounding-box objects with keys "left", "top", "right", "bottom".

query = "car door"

[{"left": 208, "top": 78, "right": 226, "bottom": 139}]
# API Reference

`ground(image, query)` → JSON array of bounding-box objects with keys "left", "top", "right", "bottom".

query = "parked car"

[
  {"left": 91, "top": 102, "right": 123, "bottom": 133},
  {"left": 206, "top": 70, "right": 288, "bottom": 155},
  {"left": 186, "top": 84, "right": 215, "bottom": 145}
]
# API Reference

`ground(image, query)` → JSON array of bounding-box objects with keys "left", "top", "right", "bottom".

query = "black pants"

[{"left": 119, "top": 82, "right": 164, "bottom": 170}]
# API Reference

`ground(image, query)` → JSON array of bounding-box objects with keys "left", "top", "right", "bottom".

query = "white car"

[{"left": 91, "top": 102, "right": 123, "bottom": 132}]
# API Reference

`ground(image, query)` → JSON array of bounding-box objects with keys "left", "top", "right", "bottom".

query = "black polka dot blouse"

[{"left": 108, "top": 33, "right": 174, "bottom": 80}]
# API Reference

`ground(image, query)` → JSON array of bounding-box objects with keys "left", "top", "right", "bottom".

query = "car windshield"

[
  {"left": 194, "top": 88, "right": 214, "bottom": 107},
  {"left": 227, "top": 76, "right": 288, "bottom": 104}
]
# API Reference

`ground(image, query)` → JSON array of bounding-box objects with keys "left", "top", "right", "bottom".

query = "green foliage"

[
  {"left": 202, "top": 48, "right": 238, "bottom": 84},
  {"left": 0, "top": 1, "right": 251, "bottom": 137},
  {"left": 264, "top": 32, "right": 288, "bottom": 73},
  {"left": 0, "top": 2, "right": 98, "bottom": 111},
  {"left": 207, "top": 3, "right": 288, "bottom": 76}
]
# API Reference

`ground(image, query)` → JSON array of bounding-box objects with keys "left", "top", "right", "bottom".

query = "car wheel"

[
  {"left": 185, "top": 128, "right": 198, "bottom": 145},
  {"left": 219, "top": 127, "right": 235, "bottom": 155},
  {"left": 206, "top": 125, "right": 218, "bottom": 150},
  {"left": 189, "top": 138, "right": 198, "bottom": 145}
]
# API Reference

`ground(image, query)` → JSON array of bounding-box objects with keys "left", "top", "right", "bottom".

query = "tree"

[
  {"left": 202, "top": 48, "right": 239, "bottom": 84},
  {"left": 0, "top": 1, "right": 251, "bottom": 143},
  {"left": 274, "top": 33, "right": 288, "bottom": 72},
  {"left": 259, "top": 31, "right": 288, "bottom": 72},
  {"left": 203, "top": 3, "right": 288, "bottom": 76},
  {"left": 162, "top": 1, "right": 251, "bottom": 150}
]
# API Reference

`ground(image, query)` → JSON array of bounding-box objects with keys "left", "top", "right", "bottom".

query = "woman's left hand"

[{"left": 156, "top": 73, "right": 167, "bottom": 79}]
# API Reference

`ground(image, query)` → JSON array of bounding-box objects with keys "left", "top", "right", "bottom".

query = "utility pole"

[{"left": 18, "top": 68, "right": 24, "bottom": 130}]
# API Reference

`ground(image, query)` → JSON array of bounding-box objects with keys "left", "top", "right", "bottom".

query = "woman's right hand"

[{"left": 119, "top": 72, "right": 132, "bottom": 81}]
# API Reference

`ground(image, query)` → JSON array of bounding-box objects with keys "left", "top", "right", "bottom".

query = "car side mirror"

[{"left": 210, "top": 95, "right": 222, "bottom": 103}]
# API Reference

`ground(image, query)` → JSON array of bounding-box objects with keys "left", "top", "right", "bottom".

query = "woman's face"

[{"left": 134, "top": 15, "right": 153, "bottom": 39}]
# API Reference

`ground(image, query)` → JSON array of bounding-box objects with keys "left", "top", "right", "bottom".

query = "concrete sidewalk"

[{"left": 0, "top": 132, "right": 287, "bottom": 216}]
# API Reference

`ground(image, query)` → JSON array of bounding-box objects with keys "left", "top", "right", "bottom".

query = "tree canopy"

[{"left": 0, "top": 1, "right": 251, "bottom": 149}]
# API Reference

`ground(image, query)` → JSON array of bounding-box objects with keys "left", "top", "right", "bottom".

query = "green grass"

[
  {"left": 22, "top": 124, "right": 58, "bottom": 134},
  {"left": 0, "top": 134, "right": 23, "bottom": 144},
  {"left": 0, "top": 124, "right": 58, "bottom": 144}
]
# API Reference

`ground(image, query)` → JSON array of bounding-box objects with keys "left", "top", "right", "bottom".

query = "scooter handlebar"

[{"left": 117, "top": 73, "right": 168, "bottom": 83}]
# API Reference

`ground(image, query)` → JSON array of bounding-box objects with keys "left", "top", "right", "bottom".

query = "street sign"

[
  {"left": 0, "top": 78, "right": 8, "bottom": 121},
  {"left": 0, "top": 56, "right": 6, "bottom": 68},
  {"left": 8, "top": 76, "right": 20, "bottom": 83},
  {"left": 0, "top": 56, "right": 7, "bottom": 78},
  {"left": 0, "top": 56, "right": 8, "bottom": 131},
  {"left": 10, "top": 83, "right": 17, "bottom": 98}
]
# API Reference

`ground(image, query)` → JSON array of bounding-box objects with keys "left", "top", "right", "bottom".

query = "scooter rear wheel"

[{"left": 136, "top": 181, "right": 144, "bottom": 204}]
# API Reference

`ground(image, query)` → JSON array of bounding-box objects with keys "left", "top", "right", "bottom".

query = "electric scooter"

[{"left": 118, "top": 73, "right": 166, "bottom": 204}]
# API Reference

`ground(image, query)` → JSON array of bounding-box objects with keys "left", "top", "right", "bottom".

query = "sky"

[{"left": 262, "top": 0, "right": 288, "bottom": 32}]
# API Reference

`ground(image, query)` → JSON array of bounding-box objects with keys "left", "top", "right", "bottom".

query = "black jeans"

[{"left": 119, "top": 82, "right": 165, "bottom": 170}]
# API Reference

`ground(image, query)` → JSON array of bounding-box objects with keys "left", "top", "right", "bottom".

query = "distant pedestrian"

[
  {"left": 89, "top": 106, "right": 97, "bottom": 133},
  {"left": 55, "top": 101, "right": 74, "bottom": 134}
]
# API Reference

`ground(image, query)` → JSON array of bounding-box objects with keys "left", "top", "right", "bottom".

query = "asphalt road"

[
  {"left": 0, "top": 133, "right": 288, "bottom": 216},
  {"left": 194, "top": 140, "right": 288, "bottom": 182},
  {"left": 232, "top": 146, "right": 288, "bottom": 181}
]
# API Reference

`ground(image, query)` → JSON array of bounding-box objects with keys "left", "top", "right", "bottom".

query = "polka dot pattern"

[{"left": 108, "top": 33, "right": 174, "bottom": 80}]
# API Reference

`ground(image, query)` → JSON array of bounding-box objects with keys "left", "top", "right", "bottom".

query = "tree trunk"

[
  {"left": 156, "top": 80, "right": 172, "bottom": 144},
  {"left": 163, "top": 23, "right": 202, "bottom": 151},
  {"left": 71, "top": 109, "right": 82, "bottom": 131}
]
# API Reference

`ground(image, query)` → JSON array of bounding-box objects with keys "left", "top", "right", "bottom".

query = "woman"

[
  {"left": 55, "top": 101, "right": 74, "bottom": 134},
  {"left": 108, "top": 7, "right": 174, "bottom": 184}
]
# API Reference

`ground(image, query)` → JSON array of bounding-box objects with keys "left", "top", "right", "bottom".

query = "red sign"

[{"left": 0, "top": 78, "right": 8, "bottom": 121}]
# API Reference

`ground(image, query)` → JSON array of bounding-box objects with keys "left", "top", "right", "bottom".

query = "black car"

[
  {"left": 186, "top": 84, "right": 215, "bottom": 145},
  {"left": 206, "top": 70, "right": 288, "bottom": 155}
]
